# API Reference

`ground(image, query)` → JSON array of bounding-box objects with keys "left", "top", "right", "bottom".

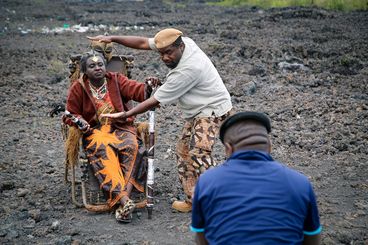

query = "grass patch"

[
  {"left": 207, "top": 0, "right": 368, "bottom": 11},
  {"left": 47, "top": 59, "right": 67, "bottom": 75},
  {"left": 163, "top": 0, "right": 187, "bottom": 9}
]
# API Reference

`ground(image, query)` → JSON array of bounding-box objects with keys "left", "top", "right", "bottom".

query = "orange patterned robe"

[{"left": 83, "top": 93, "right": 145, "bottom": 207}]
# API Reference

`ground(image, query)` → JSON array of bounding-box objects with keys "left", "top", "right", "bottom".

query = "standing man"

[
  {"left": 190, "top": 111, "right": 322, "bottom": 244},
  {"left": 89, "top": 28, "right": 233, "bottom": 212}
]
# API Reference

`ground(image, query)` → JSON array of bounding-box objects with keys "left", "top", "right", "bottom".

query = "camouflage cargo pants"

[{"left": 176, "top": 112, "right": 231, "bottom": 202}]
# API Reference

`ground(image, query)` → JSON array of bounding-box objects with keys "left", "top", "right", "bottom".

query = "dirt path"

[{"left": 0, "top": 0, "right": 367, "bottom": 244}]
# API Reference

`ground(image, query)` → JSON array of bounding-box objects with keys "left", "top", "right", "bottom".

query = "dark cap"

[{"left": 219, "top": 111, "right": 271, "bottom": 143}]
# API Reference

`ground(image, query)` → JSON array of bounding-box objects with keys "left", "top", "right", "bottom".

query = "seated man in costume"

[
  {"left": 63, "top": 51, "right": 159, "bottom": 222},
  {"left": 49, "top": 37, "right": 134, "bottom": 118}
]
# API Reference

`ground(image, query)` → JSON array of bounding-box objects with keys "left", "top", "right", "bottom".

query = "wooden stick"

[{"left": 146, "top": 108, "right": 155, "bottom": 219}]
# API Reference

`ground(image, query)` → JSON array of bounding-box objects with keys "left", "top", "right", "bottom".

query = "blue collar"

[{"left": 228, "top": 150, "right": 274, "bottom": 162}]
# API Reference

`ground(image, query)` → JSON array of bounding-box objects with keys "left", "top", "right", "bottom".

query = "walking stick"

[
  {"left": 146, "top": 80, "right": 158, "bottom": 219},
  {"left": 146, "top": 107, "right": 155, "bottom": 219}
]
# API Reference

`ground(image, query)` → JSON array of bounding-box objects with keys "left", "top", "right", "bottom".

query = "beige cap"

[{"left": 154, "top": 28, "right": 183, "bottom": 49}]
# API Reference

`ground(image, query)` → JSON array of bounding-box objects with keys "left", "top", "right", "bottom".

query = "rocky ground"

[{"left": 0, "top": 0, "right": 367, "bottom": 244}]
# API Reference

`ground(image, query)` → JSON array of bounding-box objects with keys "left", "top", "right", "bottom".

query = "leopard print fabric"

[{"left": 176, "top": 111, "right": 231, "bottom": 202}]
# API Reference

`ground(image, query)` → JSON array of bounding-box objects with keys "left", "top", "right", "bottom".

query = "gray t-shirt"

[{"left": 149, "top": 37, "right": 232, "bottom": 119}]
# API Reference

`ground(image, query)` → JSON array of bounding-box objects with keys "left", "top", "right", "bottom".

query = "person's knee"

[
  {"left": 189, "top": 147, "right": 212, "bottom": 163},
  {"left": 189, "top": 147, "right": 216, "bottom": 171}
]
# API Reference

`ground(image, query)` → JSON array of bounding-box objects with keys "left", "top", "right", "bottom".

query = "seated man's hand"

[
  {"left": 78, "top": 117, "right": 91, "bottom": 133},
  {"left": 145, "top": 77, "right": 161, "bottom": 96},
  {"left": 145, "top": 77, "right": 161, "bottom": 88}
]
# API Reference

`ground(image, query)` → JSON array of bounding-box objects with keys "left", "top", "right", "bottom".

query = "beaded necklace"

[{"left": 89, "top": 78, "right": 107, "bottom": 100}]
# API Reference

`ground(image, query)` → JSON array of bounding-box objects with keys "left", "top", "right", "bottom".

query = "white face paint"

[{"left": 85, "top": 55, "right": 106, "bottom": 82}]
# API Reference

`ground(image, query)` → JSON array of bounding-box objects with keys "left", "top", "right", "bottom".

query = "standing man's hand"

[
  {"left": 87, "top": 35, "right": 113, "bottom": 43},
  {"left": 100, "top": 111, "right": 127, "bottom": 119}
]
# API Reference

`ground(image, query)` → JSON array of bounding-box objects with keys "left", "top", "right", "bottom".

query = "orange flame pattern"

[{"left": 84, "top": 124, "right": 140, "bottom": 207}]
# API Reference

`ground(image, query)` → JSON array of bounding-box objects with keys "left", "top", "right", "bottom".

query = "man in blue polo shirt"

[{"left": 191, "top": 111, "right": 322, "bottom": 244}]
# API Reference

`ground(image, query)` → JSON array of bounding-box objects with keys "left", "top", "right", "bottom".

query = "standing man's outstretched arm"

[
  {"left": 100, "top": 96, "right": 160, "bottom": 120},
  {"left": 87, "top": 35, "right": 151, "bottom": 50}
]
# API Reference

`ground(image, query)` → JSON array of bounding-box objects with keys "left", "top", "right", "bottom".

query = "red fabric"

[{"left": 64, "top": 72, "right": 146, "bottom": 132}]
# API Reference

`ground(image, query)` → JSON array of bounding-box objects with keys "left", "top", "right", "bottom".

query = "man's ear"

[
  {"left": 267, "top": 137, "right": 272, "bottom": 153},
  {"left": 224, "top": 142, "right": 233, "bottom": 157},
  {"left": 179, "top": 42, "right": 185, "bottom": 52}
]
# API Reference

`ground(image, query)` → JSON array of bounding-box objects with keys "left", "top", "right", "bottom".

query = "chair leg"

[
  {"left": 70, "top": 164, "right": 83, "bottom": 208},
  {"left": 78, "top": 159, "right": 112, "bottom": 212},
  {"left": 81, "top": 181, "right": 111, "bottom": 212}
]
